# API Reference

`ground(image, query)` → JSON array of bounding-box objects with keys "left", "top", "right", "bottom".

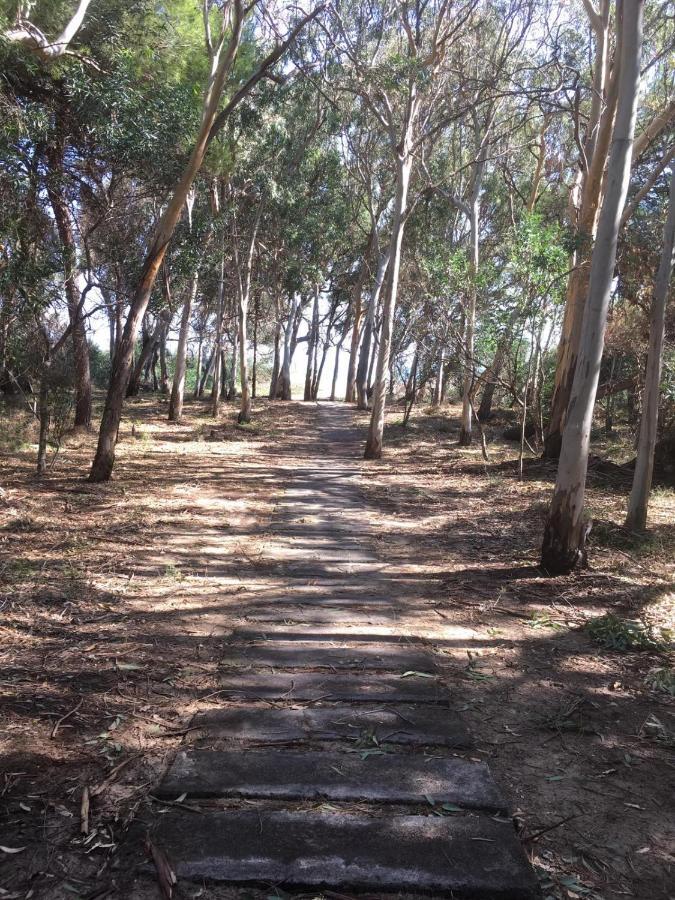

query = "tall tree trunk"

[
  {"left": 367, "top": 316, "right": 380, "bottom": 396},
  {"left": 193, "top": 337, "right": 203, "bottom": 400},
  {"left": 89, "top": 5, "right": 245, "bottom": 481},
  {"left": 304, "top": 289, "right": 319, "bottom": 401},
  {"left": 227, "top": 329, "right": 238, "bottom": 401},
  {"left": 268, "top": 302, "right": 281, "bottom": 400},
  {"left": 236, "top": 208, "right": 259, "bottom": 424},
  {"left": 313, "top": 304, "right": 335, "bottom": 400},
  {"left": 542, "top": 0, "right": 644, "bottom": 573},
  {"left": 169, "top": 269, "right": 200, "bottom": 420},
  {"left": 36, "top": 353, "right": 51, "bottom": 477},
  {"left": 432, "top": 346, "right": 445, "bottom": 406},
  {"left": 252, "top": 291, "right": 259, "bottom": 399},
  {"left": 344, "top": 229, "right": 374, "bottom": 402},
  {"left": 128, "top": 316, "right": 158, "bottom": 397},
  {"left": 46, "top": 143, "right": 91, "bottom": 428},
  {"left": 543, "top": 1, "right": 617, "bottom": 458},
  {"left": 278, "top": 296, "right": 298, "bottom": 401},
  {"left": 402, "top": 350, "right": 418, "bottom": 426},
  {"left": 330, "top": 311, "right": 350, "bottom": 401},
  {"left": 199, "top": 347, "right": 214, "bottom": 397},
  {"left": 158, "top": 320, "right": 169, "bottom": 395},
  {"left": 357, "top": 249, "right": 389, "bottom": 410},
  {"left": 211, "top": 238, "right": 226, "bottom": 417},
  {"left": 625, "top": 167, "right": 675, "bottom": 530},
  {"left": 365, "top": 155, "right": 413, "bottom": 458},
  {"left": 459, "top": 196, "right": 479, "bottom": 445}
]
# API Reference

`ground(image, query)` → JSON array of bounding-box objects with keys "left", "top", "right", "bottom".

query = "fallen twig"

[
  {"left": 91, "top": 753, "right": 142, "bottom": 797},
  {"left": 51, "top": 696, "right": 84, "bottom": 739},
  {"left": 523, "top": 813, "right": 578, "bottom": 843}
]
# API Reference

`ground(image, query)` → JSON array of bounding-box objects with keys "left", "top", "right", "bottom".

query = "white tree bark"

[
  {"left": 168, "top": 269, "right": 200, "bottom": 422},
  {"left": 357, "top": 247, "right": 390, "bottom": 410},
  {"left": 236, "top": 207, "right": 260, "bottom": 423},
  {"left": 4, "top": 0, "right": 94, "bottom": 61},
  {"left": 625, "top": 166, "right": 675, "bottom": 531},
  {"left": 542, "top": 0, "right": 645, "bottom": 574},
  {"left": 364, "top": 153, "right": 413, "bottom": 458}
]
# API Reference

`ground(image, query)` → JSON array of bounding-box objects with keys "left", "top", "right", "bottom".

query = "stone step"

[
  {"left": 245, "top": 595, "right": 394, "bottom": 608},
  {"left": 263, "top": 563, "right": 388, "bottom": 579},
  {"left": 232, "top": 626, "right": 426, "bottom": 642},
  {"left": 263, "top": 547, "right": 374, "bottom": 562},
  {"left": 193, "top": 704, "right": 472, "bottom": 747},
  {"left": 246, "top": 607, "right": 398, "bottom": 625},
  {"left": 149, "top": 809, "right": 540, "bottom": 897},
  {"left": 213, "top": 671, "right": 442, "bottom": 703},
  {"left": 158, "top": 749, "right": 508, "bottom": 812},
  {"left": 220, "top": 642, "right": 435, "bottom": 672}
]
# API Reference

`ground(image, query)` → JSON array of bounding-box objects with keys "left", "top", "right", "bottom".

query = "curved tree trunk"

[
  {"left": 89, "top": 4, "right": 246, "bottom": 481},
  {"left": 625, "top": 167, "right": 675, "bottom": 530},
  {"left": 542, "top": 0, "right": 644, "bottom": 574},
  {"left": 365, "top": 155, "right": 412, "bottom": 458}
]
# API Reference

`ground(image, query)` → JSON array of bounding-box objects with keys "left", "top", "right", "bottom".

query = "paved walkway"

[{"left": 147, "top": 404, "right": 539, "bottom": 898}]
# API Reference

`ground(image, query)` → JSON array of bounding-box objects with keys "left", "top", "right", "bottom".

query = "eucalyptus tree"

[
  {"left": 338, "top": 125, "right": 390, "bottom": 403},
  {"left": 543, "top": 0, "right": 674, "bottom": 459},
  {"left": 168, "top": 187, "right": 214, "bottom": 422},
  {"left": 476, "top": 112, "right": 558, "bottom": 422},
  {"left": 232, "top": 197, "right": 261, "bottom": 422},
  {"left": 2, "top": 0, "right": 94, "bottom": 62},
  {"left": 625, "top": 167, "right": 675, "bottom": 531},
  {"left": 89, "top": 0, "right": 323, "bottom": 481},
  {"left": 326, "top": 0, "right": 481, "bottom": 458},
  {"left": 542, "top": 0, "right": 645, "bottom": 574}
]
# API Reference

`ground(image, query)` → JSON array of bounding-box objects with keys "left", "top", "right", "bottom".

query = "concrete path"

[{"left": 148, "top": 404, "right": 540, "bottom": 898}]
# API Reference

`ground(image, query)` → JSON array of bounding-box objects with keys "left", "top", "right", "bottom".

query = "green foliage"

[
  {"left": 586, "top": 614, "right": 672, "bottom": 653},
  {"left": 89, "top": 343, "right": 111, "bottom": 389}
]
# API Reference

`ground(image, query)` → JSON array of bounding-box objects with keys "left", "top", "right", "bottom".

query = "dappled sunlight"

[{"left": 1, "top": 398, "right": 673, "bottom": 900}]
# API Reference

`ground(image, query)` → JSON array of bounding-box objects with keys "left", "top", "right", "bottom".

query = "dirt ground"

[{"left": 0, "top": 396, "right": 673, "bottom": 900}]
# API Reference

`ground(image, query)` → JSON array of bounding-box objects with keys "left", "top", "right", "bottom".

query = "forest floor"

[{"left": 0, "top": 396, "right": 673, "bottom": 900}]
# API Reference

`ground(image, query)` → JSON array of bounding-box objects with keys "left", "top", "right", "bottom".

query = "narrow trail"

[{"left": 143, "top": 403, "right": 539, "bottom": 898}]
